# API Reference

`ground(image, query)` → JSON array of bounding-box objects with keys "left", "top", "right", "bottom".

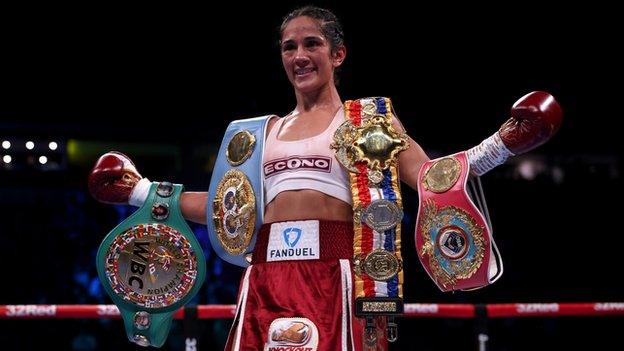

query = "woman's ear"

[{"left": 332, "top": 46, "right": 346, "bottom": 68}]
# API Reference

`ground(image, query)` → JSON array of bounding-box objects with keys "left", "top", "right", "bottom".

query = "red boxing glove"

[
  {"left": 499, "top": 91, "right": 563, "bottom": 154},
  {"left": 467, "top": 91, "right": 563, "bottom": 176},
  {"left": 88, "top": 151, "right": 148, "bottom": 205}
]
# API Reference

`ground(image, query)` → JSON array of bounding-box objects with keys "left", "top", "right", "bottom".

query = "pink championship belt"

[{"left": 415, "top": 152, "right": 502, "bottom": 291}]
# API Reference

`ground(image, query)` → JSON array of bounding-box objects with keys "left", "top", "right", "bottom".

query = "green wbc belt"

[{"left": 96, "top": 182, "right": 206, "bottom": 347}]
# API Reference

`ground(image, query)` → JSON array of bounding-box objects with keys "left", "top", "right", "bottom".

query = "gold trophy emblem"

[
  {"left": 422, "top": 157, "right": 461, "bottom": 193},
  {"left": 332, "top": 111, "right": 408, "bottom": 184},
  {"left": 212, "top": 169, "right": 256, "bottom": 255}
]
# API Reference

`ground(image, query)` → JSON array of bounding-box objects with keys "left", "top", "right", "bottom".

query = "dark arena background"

[{"left": 1, "top": 1, "right": 621, "bottom": 350}]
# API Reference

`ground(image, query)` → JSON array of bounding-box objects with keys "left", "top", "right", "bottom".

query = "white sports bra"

[{"left": 263, "top": 108, "right": 352, "bottom": 205}]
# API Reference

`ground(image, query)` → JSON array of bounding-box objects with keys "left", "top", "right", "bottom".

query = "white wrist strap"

[
  {"left": 466, "top": 133, "right": 514, "bottom": 176},
  {"left": 129, "top": 178, "right": 151, "bottom": 207}
]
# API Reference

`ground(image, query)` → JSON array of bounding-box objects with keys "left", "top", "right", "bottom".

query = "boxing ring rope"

[
  {"left": 3, "top": 303, "right": 622, "bottom": 350},
  {"left": 2, "top": 302, "right": 624, "bottom": 319}
]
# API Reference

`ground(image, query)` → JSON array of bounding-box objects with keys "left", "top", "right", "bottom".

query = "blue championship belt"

[
  {"left": 96, "top": 182, "right": 206, "bottom": 347},
  {"left": 207, "top": 115, "right": 275, "bottom": 267}
]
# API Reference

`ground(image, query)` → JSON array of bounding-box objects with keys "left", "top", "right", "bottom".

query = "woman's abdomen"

[{"left": 264, "top": 189, "right": 352, "bottom": 223}]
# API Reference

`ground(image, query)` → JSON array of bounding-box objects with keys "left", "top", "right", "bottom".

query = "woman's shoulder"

[
  {"left": 266, "top": 111, "right": 294, "bottom": 135},
  {"left": 267, "top": 116, "right": 279, "bottom": 134}
]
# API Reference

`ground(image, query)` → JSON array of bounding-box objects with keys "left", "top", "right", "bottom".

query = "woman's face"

[{"left": 280, "top": 16, "right": 344, "bottom": 94}]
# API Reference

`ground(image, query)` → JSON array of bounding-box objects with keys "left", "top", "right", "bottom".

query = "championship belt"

[
  {"left": 207, "top": 115, "right": 275, "bottom": 267},
  {"left": 415, "top": 152, "right": 503, "bottom": 292},
  {"left": 96, "top": 182, "right": 206, "bottom": 347},
  {"left": 331, "top": 97, "right": 409, "bottom": 344}
]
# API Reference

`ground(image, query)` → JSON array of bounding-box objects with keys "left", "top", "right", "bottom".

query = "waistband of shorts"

[{"left": 251, "top": 219, "right": 353, "bottom": 264}]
